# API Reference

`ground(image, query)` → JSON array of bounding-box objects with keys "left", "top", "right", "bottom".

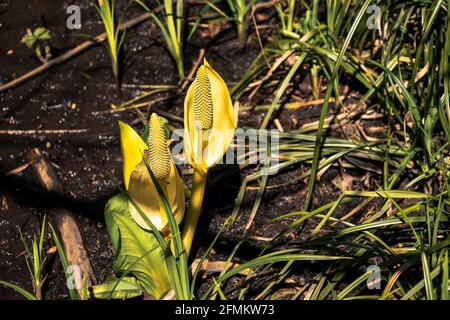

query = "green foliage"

[
  {"left": 18, "top": 216, "right": 48, "bottom": 300},
  {"left": 92, "top": 276, "right": 143, "bottom": 299},
  {"left": 20, "top": 27, "right": 52, "bottom": 62},
  {"left": 21, "top": 27, "right": 51, "bottom": 48},
  {"left": 0, "top": 217, "right": 84, "bottom": 300},
  {"left": 192, "top": 0, "right": 256, "bottom": 47},
  {"left": 135, "top": 0, "right": 185, "bottom": 77},
  {"left": 224, "top": 0, "right": 450, "bottom": 300},
  {"left": 8, "top": 0, "right": 450, "bottom": 301},
  {"left": 0, "top": 281, "right": 37, "bottom": 300},
  {"left": 0, "top": 219, "right": 47, "bottom": 300},
  {"left": 139, "top": 152, "right": 191, "bottom": 300},
  {"left": 96, "top": 0, "right": 126, "bottom": 81},
  {"left": 98, "top": 193, "right": 172, "bottom": 299},
  {"left": 224, "top": 0, "right": 257, "bottom": 47}
]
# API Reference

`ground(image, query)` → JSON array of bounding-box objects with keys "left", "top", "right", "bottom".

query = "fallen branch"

[
  {"left": 4, "top": 161, "right": 34, "bottom": 176},
  {"left": 0, "top": 13, "right": 152, "bottom": 93},
  {"left": 0, "top": 129, "right": 88, "bottom": 135},
  {"left": 179, "top": 48, "right": 206, "bottom": 92},
  {"left": 190, "top": 259, "right": 252, "bottom": 277},
  {"left": 28, "top": 148, "right": 96, "bottom": 295}
]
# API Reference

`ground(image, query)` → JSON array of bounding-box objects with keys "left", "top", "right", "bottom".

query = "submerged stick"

[
  {"left": 0, "top": 12, "right": 152, "bottom": 93},
  {"left": 179, "top": 48, "right": 206, "bottom": 93},
  {"left": 27, "top": 148, "right": 96, "bottom": 293},
  {"left": 0, "top": 129, "right": 88, "bottom": 135}
]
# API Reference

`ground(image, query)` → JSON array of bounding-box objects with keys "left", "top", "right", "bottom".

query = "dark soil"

[{"left": 0, "top": 0, "right": 375, "bottom": 300}]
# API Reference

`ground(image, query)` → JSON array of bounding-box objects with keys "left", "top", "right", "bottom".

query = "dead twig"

[
  {"left": 242, "top": 95, "right": 347, "bottom": 112},
  {"left": 28, "top": 148, "right": 96, "bottom": 294},
  {"left": 190, "top": 259, "right": 252, "bottom": 277},
  {"left": 179, "top": 48, "right": 206, "bottom": 93},
  {"left": 251, "top": 5, "right": 271, "bottom": 69},
  {"left": 247, "top": 49, "right": 295, "bottom": 101},
  {"left": 152, "top": 108, "right": 183, "bottom": 123},
  {"left": 4, "top": 161, "right": 34, "bottom": 176},
  {"left": 0, "top": 129, "right": 88, "bottom": 135}
]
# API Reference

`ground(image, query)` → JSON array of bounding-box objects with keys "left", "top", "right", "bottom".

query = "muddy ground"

[{"left": 0, "top": 1, "right": 375, "bottom": 299}]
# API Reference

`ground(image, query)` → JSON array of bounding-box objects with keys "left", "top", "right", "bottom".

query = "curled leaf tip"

[
  {"left": 118, "top": 120, "right": 148, "bottom": 190},
  {"left": 193, "top": 64, "right": 213, "bottom": 130},
  {"left": 148, "top": 113, "right": 171, "bottom": 180}
]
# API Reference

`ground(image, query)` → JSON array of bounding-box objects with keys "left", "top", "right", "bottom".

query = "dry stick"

[
  {"left": 0, "top": 13, "right": 153, "bottom": 93},
  {"left": 251, "top": 5, "right": 271, "bottom": 69},
  {"left": 179, "top": 48, "right": 206, "bottom": 93},
  {"left": 92, "top": 95, "right": 185, "bottom": 124},
  {"left": 94, "top": 95, "right": 172, "bottom": 114},
  {"left": 189, "top": 259, "right": 251, "bottom": 276},
  {"left": 28, "top": 148, "right": 96, "bottom": 294},
  {"left": 4, "top": 161, "right": 34, "bottom": 176},
  {"left": 247, "top": 49, "right": 295, "bottom": 101},
  {"left": 0, "top": 129, "right": 88, "bottom": 135},
  {"left": 152, "top": 108, "right": 183, "bottom": 123},
  {"left": 241, "top": 95, "right": 347, "bottom": 112},
  {"left": 109, "top": 49, "right": 205, "bottom": 124}
]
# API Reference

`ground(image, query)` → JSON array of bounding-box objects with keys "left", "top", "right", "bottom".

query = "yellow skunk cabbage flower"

[
  {"left": 118, "top": 114, "right": 185, "bottom": 232},
  {"left": 184, "top": 59, "right": 235, "bottom": 176},
  {"left": 119, "top": 121, "right": 148, "bottom": 190},
  {"left": 182, "top": 60, "right": 235, "bottom": 256}
]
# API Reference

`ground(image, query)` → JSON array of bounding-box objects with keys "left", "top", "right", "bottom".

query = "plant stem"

[
  {"left": 176, "top": 56, "right": 185, "bottom": 78},
  {"left": 112, "top": 61, "right": 120, "bottom": 90},
  {"left": 237, "top": 21, "right": 247, "bottom": 49},
  {"left": 35, "top": 284, "right": 42, "bottom": 300},
  {"left": 182, "top": 170, "right": 207, "bottom": 257}
]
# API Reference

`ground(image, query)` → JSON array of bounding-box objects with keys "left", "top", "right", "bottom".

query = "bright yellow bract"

[
  {"left": 118, "top": 120, "right": 148, "bottom": 190},
  {"left": 118, "top": 115, "right": 185, "bottom": 232},
  {"left": 184, "top": 59, "right": 235, "bottom": 176}
]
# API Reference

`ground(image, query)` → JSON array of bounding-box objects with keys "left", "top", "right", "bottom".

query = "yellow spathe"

[
  {"left": 184, "top": 59, "right": 235, "bottom": 176},
  {"left": 118, "top": 116, "right": 185, "bottom": 231}
]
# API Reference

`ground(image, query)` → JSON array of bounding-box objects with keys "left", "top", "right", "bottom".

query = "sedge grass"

[
  {"left": 195, "top": 0, "right": 257, "bottom": 48},
  {"left": 96, "top": 0, "right": 126, "bottom": 84},
  {"left": 87, "top": 0, "right": 450, "bottom": 300},
  {"left": 224, "top": 0, "right": 257, "bottom": 48},
  {"left": 0, "top": 217, "right": 84, "bottom": 300},
  {"left": 217, "top": 0, "right": 450, "bottom": 299},
  {"left": 135, "top": 0, "right": 185, "bottom": 78}
]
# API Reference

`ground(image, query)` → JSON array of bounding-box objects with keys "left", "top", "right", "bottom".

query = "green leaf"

[
  {"left": 305, "top": 0, "right": 372, "bottom": 210},
  {"left": 104, "top": 199, "right": 120, "bottom": 254},
  {"left": 421, "top": 251, "right": 435, "bottom": 300},
  {"left": 104, "top": 193, "right": 172, "bottom": 299},
  {"left": 91, "top": 276, "right": 142, "bottom": 300},
  {"left": 140, "top": 152, "right": 191, "bottom": 300},
  {"left": 49, "top": 223, "right": 80, "bottom": 301},
  {"left": 442, "top": 251, "right": 449, "bottom": 300},
  {"left": 20, "top": 32, "right": 36, "bottom": 49},
  {"left": 0, "top": 280, "right": 37, "bottom": 300},
  {"left": 33, "top": 27, "right": 51, "bottom": 41}
]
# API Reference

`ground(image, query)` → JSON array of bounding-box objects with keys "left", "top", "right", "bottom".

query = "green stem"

[
  {"left": 237, "top": 21, "right": 247, "bottom": 49},
  {"left": 175, "top": 51, "right": 185, "bottom": 78},
  {"left": 182, "top": 170, "right": 207, "bottom": 257}
]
